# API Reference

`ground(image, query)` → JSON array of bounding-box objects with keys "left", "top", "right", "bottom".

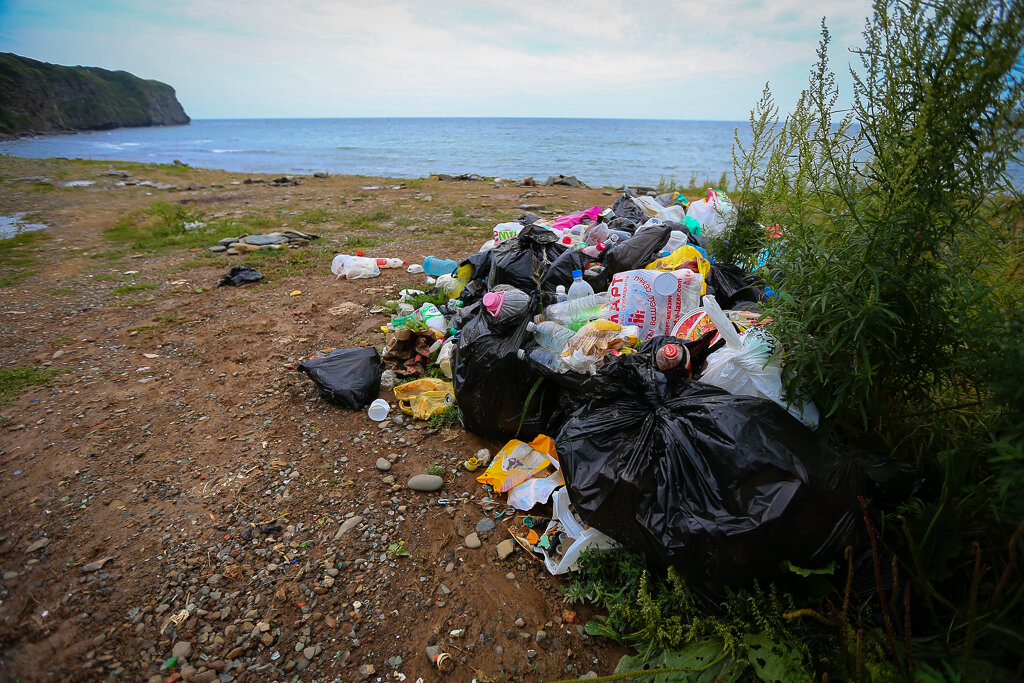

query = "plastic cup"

[{"left": 367, "top": 399, "right": 390, "bottom": 421}]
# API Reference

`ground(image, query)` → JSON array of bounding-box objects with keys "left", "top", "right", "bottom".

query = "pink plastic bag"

[{"left": 551, "top": 205, "right": 602, "bottom": 231}]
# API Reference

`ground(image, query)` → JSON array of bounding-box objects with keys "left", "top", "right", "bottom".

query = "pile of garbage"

[{"left": 299, "top": 188, "right": 917, "bottom": 584}]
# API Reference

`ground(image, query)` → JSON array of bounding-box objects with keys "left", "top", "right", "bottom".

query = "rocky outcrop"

[{"left": 0, "top": 52, "right": 189, "bottom": 135}]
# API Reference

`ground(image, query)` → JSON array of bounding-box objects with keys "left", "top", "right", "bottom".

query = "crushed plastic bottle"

[{"left": 422, "top": 256, "right": 459, "bottom": 276}]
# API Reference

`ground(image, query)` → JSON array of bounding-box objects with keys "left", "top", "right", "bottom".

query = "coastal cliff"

[{"left": 0, "top": 53, "right": 189, "bottom": 136}]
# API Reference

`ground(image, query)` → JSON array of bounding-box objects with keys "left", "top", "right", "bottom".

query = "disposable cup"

[{"left": 367, "top": 399, "right": 390, "bottom": 421}]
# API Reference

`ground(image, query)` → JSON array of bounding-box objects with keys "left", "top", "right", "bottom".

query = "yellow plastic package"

[
  {"left": 645, "top": 245, "right": 710, "bottom": 295},
  {"left": 393, "top": 378, "right": 454, "bottom": 420},
  {"left": 477, "top": 434, "right": 559, "bottom": 494}
]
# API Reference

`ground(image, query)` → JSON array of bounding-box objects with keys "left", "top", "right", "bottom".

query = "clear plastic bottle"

[
  {"left": 555, "top": 285, "right": 567, "bottom": 303},
  {"left": 516, "top": 347, "right": 565, "bottom": 373},
  {"left": 527, "top": 321, "right": 575, "bottom": 352},
  {"left": 581, "top": 242, "right": 606, "bottom": 259},
  {"left": 567, "top": 270, "right": 594, "bottom": 301},
  {"left": 542, "top": 292, "right": 608, "bottom": 330}
]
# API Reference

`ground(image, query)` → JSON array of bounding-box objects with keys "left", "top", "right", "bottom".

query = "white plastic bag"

[
  {"left": 686, "top": 190, "right": 736, "bottom": 237},
  {"left": 700, "top": 295, "right": 819, "bottom": 428},
  {"left": 331, "top": 254, "right": 380, "bottom": 280},
  {"left": 534, "top": 487, "right": 618, "bottom": 575},
  {"left": 437, "top": 338, "right": 456, "bottom": 378},
  {"left": 605, "top": 269, "right": 703, "bottom": 341},
  {"left": 632, "top": 196, "right": 687, "bottom": 223}
]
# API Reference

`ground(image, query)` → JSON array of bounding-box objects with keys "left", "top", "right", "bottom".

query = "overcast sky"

[{"left": 0, "top": 0, "right": 873, "bottom": 121}]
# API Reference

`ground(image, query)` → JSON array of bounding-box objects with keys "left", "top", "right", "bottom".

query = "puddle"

[{"left": 0, "top": 213, "right": 48, "bottom": 240}]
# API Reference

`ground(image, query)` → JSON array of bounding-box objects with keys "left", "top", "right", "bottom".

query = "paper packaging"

[{"left": 606, "top": 269, "right": 703, "bottom": 341}]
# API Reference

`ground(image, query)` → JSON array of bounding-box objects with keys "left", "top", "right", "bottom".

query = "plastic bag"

[
  {"left": 437, "top": 338, "right": 456, "bottom": 378},
  {"left": 217, "top": 265, "right": 264, "bottom": 287},
  {"left": 631, "top": 195, "right": 687, "bottom": 223},
  {"left": 331, "top": 254, "right": 380, "bottom": 280},
  {"left": 561, "top": 319, "right": 640, "bottom": 374},
  {"left": 700, "top": 295, "right": 819, "bottom": 428},
  {"left": 393, "top": 377, "right": 455, "bottom": 420},
  {"left": 453, "top": 290, "right": 564, "bottom": 439},
  {"left": 598, "top": 222, "right": 671, "bottom": 288},
  {"left": 533, "top": 487, "right": 618, "bottom": 575},
  {"left": 477, "top": 434, "right": 559, "bottom": 494},
  {"left": 297, "top": 347, "right": 383, "bottom": 409},
  {"left": 555, "top": 348, "right": 865, "bottom": 585},
  {"left": 605, "top": 269, "right": 703, "bottom": 341},
  {"left": 551, "top": 205, "right": 602, "bottom": 231},
  {"left": 706, "top": 262, "right": 764, "bottom": 309},
  {"left": 486, "top": 224, "right": 566, "bottom": 293},
  {"left": 685, "top": 189, "right": 736, "bottom": 237},
  {"left": 645, "top": 245, "right": 710, "bottom": 295},
  {"left": 611, "top": 192, "right": 648, "bottom": 226}
]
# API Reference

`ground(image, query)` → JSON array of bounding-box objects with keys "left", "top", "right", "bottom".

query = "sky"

[{"left": 0, "top": 0, "right": 873, "bottom": 121}]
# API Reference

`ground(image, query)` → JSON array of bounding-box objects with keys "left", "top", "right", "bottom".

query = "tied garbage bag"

[
  {"left": 217, "top": 265, "right": 264, "bottom": 287},
  {"left": 700, "top": 295, "right": 819, "bottom": 428},
  {"left": 487, "top": 224, "right": 566, "bottom": 293},
  {"left": 539, "top": 249, "right": 592, "bottom": 296},
  {"left": 555, "top": 351, "right": 865, "bottom": 585},
  {"left": 297, "top": 347, "right": 383, "bottom": 410},
  {"left": 599, "top": 221, "right": 671, "bottom": 286},
  {"left": 454, "top": 290, "right": 564, "bottom": 439},
  {"left": 393, "top": 378, "right": 454, "bottom": 420}
]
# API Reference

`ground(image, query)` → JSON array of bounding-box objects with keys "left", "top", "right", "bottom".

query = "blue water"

[
  {"left": 2, "top": 118, "right": 1021, "bottom": 188},
  {"left": 0, "top": 118, "right": 745, "bottom": 188}
]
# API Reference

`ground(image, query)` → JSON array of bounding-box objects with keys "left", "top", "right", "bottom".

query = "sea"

[
  {"left": 2, "top": 118, "right": 1021, "bottom": 189},
  {"left": 0, "top": 118, "right": 746, "bottom": 189}
]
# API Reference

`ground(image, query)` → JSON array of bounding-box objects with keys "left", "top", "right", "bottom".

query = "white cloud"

[{"left": 1, "top": 0, "right": 874, "bottom": 118}]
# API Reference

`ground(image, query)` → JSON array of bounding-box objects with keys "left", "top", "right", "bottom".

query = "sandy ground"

[{"left": 0, "top": 156, "right": 628, "bottom": 682}]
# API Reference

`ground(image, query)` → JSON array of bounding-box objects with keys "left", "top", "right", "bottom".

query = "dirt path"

[{"left": 0, "top": 156, "right": 627, "bottom": 682}]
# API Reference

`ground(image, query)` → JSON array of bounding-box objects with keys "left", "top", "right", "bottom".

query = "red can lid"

[{"left": 662, "top": 344, "right": 679, "bottom": 359}]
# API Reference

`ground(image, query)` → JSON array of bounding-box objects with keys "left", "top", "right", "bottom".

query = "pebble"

[
  {"left": 464, "top": 532, "right": 481, "bottom": 549},
  {"left": 496, "top": 539, "right": 516, "bottom": 560},
  {"left": 335, "top": 516, "right": 363, "bottom": 540},
  {"left": 375, "top": 458, "right": 392, "bottom": 471},
  {"left": 536, "top": 630, "right": 547, "bottom": 643},
  {"left": 171, "top": 641, "right": 192, "bottom": 661},
  {"left": 192, "top": 672, "right": 218, "bottom": 683},
  {"left": 514, "top": 617, "right": 525, "bottom": 628},
  {"left": 25, "top": 538, "right": 49, "bottom": 553},
  {"left": 303, "top": 646, "right": 315, "bottom": 659},
  {"left": 506, "top": 572, "right": 516, "bottom": 581},
  {"left": 82, "top": 556, "right": 116, "bottom": 572},
  {"left": 475, "top": 517, "right": 496, "bottom": 534},
  {"left": 407, "top": 474, "right": 443, "bottom": 492},
  {"left": 208, "top": 245, "right": 226, "bottom": 253},
  {"left": 358, "top": 663, "right": 376, "bottom": 678}
]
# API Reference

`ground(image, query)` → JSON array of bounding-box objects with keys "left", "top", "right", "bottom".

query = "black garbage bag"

[
  {"left": 555, "top": 352, "right": 874, "bottom": 585},
  {"left": 297, "top": 347, "right": 384, "bottom": 409},
  {"left": 612, "top": 192, "right": 647, "bottom": 226},
  {"left": 453, "top": 291, "right": 564, "bottom": 439},
  {"left": 592, "top": 222, "right": 672, "bottom": 291},
  {"left": 539, "top": 249, "right": 592, "bottom": 295},
  {"left": 487, "top": 224, "right": 566, "bottom": 293},
  {"left": 707, "top": 262, "right": 764, "bottom": 309},
  {"left": 217, "top": 265, "right": 264, "bottom": 287}
]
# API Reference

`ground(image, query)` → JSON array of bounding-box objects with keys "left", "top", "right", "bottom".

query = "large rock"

[{"left": 407, "top": 474, "right": 443, "bottom": 492}]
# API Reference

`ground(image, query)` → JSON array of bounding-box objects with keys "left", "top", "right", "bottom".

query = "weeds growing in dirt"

[{"left": 0, "top": 366, "right": 60, "bottom": 405}]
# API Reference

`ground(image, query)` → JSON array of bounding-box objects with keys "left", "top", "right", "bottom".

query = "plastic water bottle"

[
  {"left": 375, "top": 258, "right": 406, "bottom": 268},
  {"left": 422, "top": 256, "right": 459, "bottom": 276},
  {"left": 527, "top": 321, "right": 575, "bottom": 353},
  {"left": 555, "top": 285, "right": 567, "bottom": 303},
  {"left": 517, "top": 347, "right": 565, "bottom": 373},
  {"left": 418, "top": 303, "right": 446, "bottom": 332},
  {"left": 567, "top": 270, "right": 594, "bottom": 301},
  {"left": 542, "top": 292, "right": 608, "bottom": 330},
  {"left": 581, "top": 242, "right": 606, "bottom": 259}
]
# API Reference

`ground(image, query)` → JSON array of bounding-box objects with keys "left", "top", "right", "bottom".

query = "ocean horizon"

[
  {"left": 0, "top": 117, "right": 749, "bottom": 189},
  {"left": 3, "top": 117, "right": 1022, "bottom": 189}
]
